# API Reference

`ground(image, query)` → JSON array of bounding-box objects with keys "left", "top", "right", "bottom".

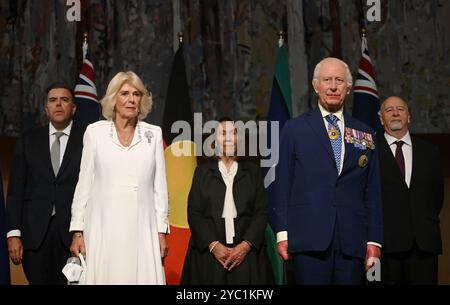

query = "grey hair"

[
  {"left": 100, "top": 71, "right": 153, "bottom": 120},
  {"left": 312, "top": 57, "right": 353, "bottom": 86},
  {"left": 380, "top": 96, "right": 409, "bottom": 112}
]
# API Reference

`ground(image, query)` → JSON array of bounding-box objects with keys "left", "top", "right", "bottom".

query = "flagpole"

[
  {"left": 277, "top": 30, "right": 284, "bottom": 48},
  {"left": 361, "top": 28, "right": 367, "bottom": 50},
  {"left": 82, "top": 32, "right": 88, "bottom": 60}
]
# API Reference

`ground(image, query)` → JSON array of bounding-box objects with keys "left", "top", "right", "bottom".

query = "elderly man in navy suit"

[{"left": 270, "top": 57, "right": 383, "bottom": 285}]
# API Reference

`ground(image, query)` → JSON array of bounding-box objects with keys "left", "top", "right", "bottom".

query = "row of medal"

[{"left": 344, "top": 127, "right": 375, "bottom": 150}]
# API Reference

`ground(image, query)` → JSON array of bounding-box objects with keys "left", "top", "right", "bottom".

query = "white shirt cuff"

[
  {"left": 367, "top": 241, "right": 382, "bottom": 248},
  {"left": 7, "top": 230, "right": 21, "bottom": 238},
  {"left": 157, "top": 219, "right": 170, "bottom": 234},
  {"left": 276, "top": 231, "right": 288, "bottom": 243},
  {"left": 69, "top": 221, "right": 84, "bottom": 232}
]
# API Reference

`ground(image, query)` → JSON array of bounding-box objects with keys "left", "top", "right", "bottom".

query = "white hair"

[{"left": 312, "top": 57, "right": 353, "bottom": 86}]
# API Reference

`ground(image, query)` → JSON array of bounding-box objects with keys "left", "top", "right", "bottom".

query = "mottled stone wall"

[
  {"left": 0, "top": 0, "right": 448, "bottom": 136},
  {"left": 332, "top": 0, "right": 448, "bottom": 133},
  {"left": 0, "top": 0, "right": 174, "bottom": 135}
]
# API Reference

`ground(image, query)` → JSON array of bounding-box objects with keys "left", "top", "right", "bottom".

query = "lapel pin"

[
  {"left": 145, "top": 131, "right": 153, "bottom": 143},
  {"left": 358, "top": 155, "right": 369, "bottom": 168}
]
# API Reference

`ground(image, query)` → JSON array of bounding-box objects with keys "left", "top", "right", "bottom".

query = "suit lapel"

[
  {"left": 37, "top": 126, "right": 56, "bottom": 179},
  {"left": 233, "top": 162, "right": 247, "bottom": 185},
  {"left": 305, "top": 108, "right": 335, "bottom": 164},
  {"left": 129, "top": 122, "right": 143, "bottom": 148},
  {"left": 57, "top": 127, "right": 81, "bottom": 178},
  {"left": 110, "top": 123, "right": 123, "bottom": 148},
  {"left": 233, "top": 163, "right": 248, "bottom": 215},
  {"left": 205, "top": 162, "right": 226, "bottom": 218},
  {"left": 409, "top": 137, "right": 418, "bottom": 189},
  {"left": 341, "top": 114, "right": 356, "bottom": 174}
]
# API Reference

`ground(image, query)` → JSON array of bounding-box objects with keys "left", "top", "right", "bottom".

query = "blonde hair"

[{"left": 100, "top": 71, "right": 153, "bottom": 120}]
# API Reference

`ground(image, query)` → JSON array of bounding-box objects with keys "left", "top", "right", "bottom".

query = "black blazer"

[
  {"left": 377, "top": 135, "right": 444, "bottom": 254},
  {"left": 187, "top": 160, "right": 268, "bottom": 251},
  {"left": 6, "top": 125, "right": 84, "bottom": 250},
  {"left": 181, "top": 160, "right": 273, "bottom": 284}
]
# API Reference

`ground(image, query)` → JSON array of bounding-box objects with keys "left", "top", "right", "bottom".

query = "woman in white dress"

[{"left": 69, "top": 71, "right": 169, "bottom": 284}]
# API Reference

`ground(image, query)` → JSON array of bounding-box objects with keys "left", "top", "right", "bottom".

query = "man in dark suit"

[
  {"left": 378, "top": 96, "right": 444, "bottom": 285},
  {"left": 270, "top": 57, "right": 383, "bottom": 284},
  {"left": 6, "top": 83, "right": 83, "bottom": 284}
]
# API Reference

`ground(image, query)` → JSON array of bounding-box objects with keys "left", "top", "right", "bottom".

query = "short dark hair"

[
  {"left": 217, "top": 116, "right": 234, "bottom": 123},
  {"left": 46, "top": 82, "right": 74, "bottom": 98}
]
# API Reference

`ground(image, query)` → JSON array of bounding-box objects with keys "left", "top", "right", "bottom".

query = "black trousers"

[
  {"left": 22, "top": 216, "right": 70, "bottom": 285},
  {"left": 381, "top": 244, "right": 438, "bottom": 285}
]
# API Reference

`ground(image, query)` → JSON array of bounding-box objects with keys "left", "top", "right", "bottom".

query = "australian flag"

[
  {"left": 352, "top": 34, "right": 382, "bottom": 133},
  {"left": 73, "top": 46, "right": 100, "bottom": 130}
]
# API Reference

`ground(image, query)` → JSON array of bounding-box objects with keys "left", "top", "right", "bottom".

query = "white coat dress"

[{"left": 69, "top": 120, "right": 169, "bottom": 284}]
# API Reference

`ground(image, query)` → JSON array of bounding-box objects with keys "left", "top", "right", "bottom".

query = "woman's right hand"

[
  {"left": 211, "top": 242, "right": 231, "bottom": 268},
  {"left": 70, "top": 231, "right": 86, "bottom": 257}
]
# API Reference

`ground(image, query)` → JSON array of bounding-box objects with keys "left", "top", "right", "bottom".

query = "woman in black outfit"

[{"left": 181, "top": 118, "right": 274, "bottom": 284}]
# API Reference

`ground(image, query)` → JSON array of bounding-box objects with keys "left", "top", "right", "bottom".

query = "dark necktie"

[{"left": 394, "top": 141, "right": 405, "bottom": 178}]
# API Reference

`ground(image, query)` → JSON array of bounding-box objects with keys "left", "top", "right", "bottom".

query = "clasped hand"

[{"left": 211, "top": 241, "right": 251, "bottom": 271}]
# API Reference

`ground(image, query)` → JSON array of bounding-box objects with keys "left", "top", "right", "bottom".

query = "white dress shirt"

[
  {"left": 384, "top": 131, "right": 413, "bottom": 188},
  {"left": 7, "top": 122, "right": 73, "bottom": 238}
]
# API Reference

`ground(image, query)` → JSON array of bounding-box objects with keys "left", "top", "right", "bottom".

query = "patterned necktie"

[
  {"left": 51, "top": 132, "right": 64, "bottom": 176},
  {"left": 394, "top": 141, "right": 405, "bottom": 178},
  {"left": 325, "top": 114, "right": 342, "bottom": 173}
]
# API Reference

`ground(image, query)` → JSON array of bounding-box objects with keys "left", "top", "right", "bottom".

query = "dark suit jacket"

[
  {"left": 377, "top": 135, "right": 443, "bottom": 254},
  {"left": 271, "top": 108, "right": 383, "bottom": 259},
  {"left": 6, "top": 125, "right": 83, "bottom": 250}
]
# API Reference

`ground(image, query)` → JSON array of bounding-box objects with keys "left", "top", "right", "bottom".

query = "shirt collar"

[
  {"left": 384, "top": 131, "right": 412, "bottom": 146},
  {"left": 49, "top": 121, "right": 73, "bottom": 136},
  {"left": 218, "top": 160, "right": 238, "bottom": 177},
  {"left": 318, "top": 102, "right": 344, "bottom": 123}
]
